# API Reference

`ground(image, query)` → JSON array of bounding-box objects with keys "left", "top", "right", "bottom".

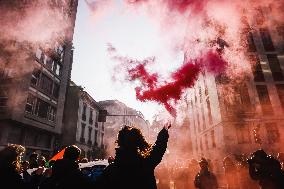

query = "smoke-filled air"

[
  {"left": 0, "top": 0, "right": 72, "bottom": 76},
  {"left": 85, "top": 0, "right": 284, "bottom": 117}
]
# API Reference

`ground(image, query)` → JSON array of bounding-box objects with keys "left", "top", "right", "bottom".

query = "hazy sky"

[{"left": 72, "top": 0, "right": 183, "bottom": 122}]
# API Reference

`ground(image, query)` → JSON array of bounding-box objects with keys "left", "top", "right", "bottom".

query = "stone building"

[
  {"left": 61, "top": 82, "right": 106, "bottom": 160},
  {"left": 0, "top": 0, "right": 78, "bottom": 158},
  {"left": 187, "top": 5, "right": 284, "bottom": 172},
  {"left": 98, "top": 100, "right": 150, "bottom": 155}
]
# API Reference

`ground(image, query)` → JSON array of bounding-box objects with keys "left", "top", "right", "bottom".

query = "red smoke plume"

[
  {"left": 110, "top": 45, "right": 227, "bottom": 116},
  {"left": 99, "top": 0, "right": 284, "bottom": 116}
]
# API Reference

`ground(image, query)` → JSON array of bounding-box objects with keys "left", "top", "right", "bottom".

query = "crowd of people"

[
  {"left": 0, "top": 124, "right": 283, "bottom": 189},
  {"left": 155, "top": 149, "right": 284, "bottom": 189},
  {"left": 0, "top": 124, "right": 170, "bottom": 189}
]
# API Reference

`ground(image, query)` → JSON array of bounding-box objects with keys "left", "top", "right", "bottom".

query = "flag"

[{"left": 50, "top": 148, "right": 66, "bottom": 161}]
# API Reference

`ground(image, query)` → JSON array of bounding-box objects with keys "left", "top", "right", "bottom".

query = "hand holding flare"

[{"left": 164, "top": 122, "right": 171, "bottom": 130}]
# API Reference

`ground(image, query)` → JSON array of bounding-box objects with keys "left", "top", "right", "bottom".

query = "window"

[
  {"left": 25, "top": 94, "right": 36, "bottom": 114},
  {"left": 94, "top": 130, "right": 98, "bottom": 146},
  {"left": 89, "top": 109, "right": 93, "bottom": 125},
  {"left": 80, "top": 123, "right": 86, "bottom": 143},
  {"left": 43, "top": 55, "right": 49, "bottom": 65},
  {"left": 47, "top": 106, "right": 56, "bottom": 122},
  {"left": 247, "top": 32, "right": 256, "bottom": 52},
  {"left": 82, "top": 104, "right": 87, "bottom": 121},
  {"left": 95, "top": 111, "right": 99, "bottom": 122},
  {"left": 0, "top": 89, "right": 8, "bottom": 110},
  {"left": 236, "top": 125, "right": 251, "bottom": 144},
  {"left": 205, "top": 134, "right": 209, "bottom": 150},
  {"left": 260, "top": 28, "right": 275, "bottom": 51},
  {"left": 55, "top": 43, "right": 64, "bottom": 56},
  {"left": 35, "top": 48, "right": 43, "bottom": 60},
  {"left": 206, "top": 98, "right": 213, "bottom": 124},
  {"left": 0, "top": 69, "right": 4, "bottom": 80},
  {"left": 101, "top": 133, "right": 104, "bottom": 146},
  {"left": 46, "top": 57, "right": 53, "bottom": 70},
  {"left": 256, "top": 85, "right": 273, "bottom": 115},
  {"left": 250, "top": 55, "right": 265, "bottom": 82},
  {"left": 233, "top": 84, "right": 253, "bottom": 111},
  {"left": 35, "top": 99, "right": 49, "bottom": 119},
  {"left": 277, "top": 24, "right": 284, "bottom": 38},
  {"left": 52, "top": 83, "right": 60, "bottom": 99},
  {"left": 205, "top": 82, "right": 208, "bottom": 96},
  {"left": 0, "top": 97, "right": 8, "bottom": 107},
  {"left": 276, "top": 84, "right": 284, "bottom": 111},
  {"left": 201, "top": 106, "right": 206, "bottom": 130},
  {"left": 52, "top": 62, "right": 62, "bottom": 76},
  {"left": 88, "top": 127, "right": 92, "bottom": 144},
  {"left": 40, "top": 74, "right": 53, "bottom": 95},
  {"left": 31, "top": 70, "right": 41, "bottom": 86},
  {"left": 200, "top": 139, "right": 203, "bottom": 151},
  {"left": 211, "top": 130, "right": 216, "bottom": 148},
  {"left": 265, "top": 123, "right": 280, "bottom": 144},
  {"left": 267, "top": 54, "right": 284, "bottom": 81},
  {"left": 56, "top": 63, "right": 62, "bottom": 76},
  {"left": 197, "top": 112, "right": 200, "bottom": 132}
]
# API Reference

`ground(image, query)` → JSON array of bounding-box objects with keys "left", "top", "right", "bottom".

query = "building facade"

[
  {"left": 0, "top": 0, "right": 78, "bottom": 158},
  {"left": 98, "top": 100, "right": 150, "bottom": 155},
  {"left": 187, "top": 5, "right": 284, "bottom": 172},
  {"left": 62, "top": 83, "right": 106, "bottom": 160}
]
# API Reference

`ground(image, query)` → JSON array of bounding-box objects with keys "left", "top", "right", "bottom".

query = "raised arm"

[{"left": 147, "top": 127, "right": 169, "bottom": 168}]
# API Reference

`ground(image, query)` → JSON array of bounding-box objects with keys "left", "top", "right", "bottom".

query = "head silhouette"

[
  {"left": 199, "top": 158, "right": 209, "bottom": 170},
  {"left": 117, "top": 125, "right": 152, "bottom": 157},
  {"left": 63, "top": 145, "right": 81, "bottom": 161},
  {"left": 0, "top": 144, "right": 25, "bottom": 172}
]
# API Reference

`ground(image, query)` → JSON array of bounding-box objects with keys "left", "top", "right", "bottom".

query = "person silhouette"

[{"left": 96, "top": 123, "right": 170, "bottom": 189}]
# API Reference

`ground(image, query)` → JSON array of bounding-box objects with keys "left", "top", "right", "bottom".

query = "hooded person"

[
  {"left": 247, "top": 149, "right": 284, "bottom": 189},
  {"left": 96, "top": 123, "right": 170, "bottom": 189},
  {"left": 39, "top": 145, "right": 94, "bottom": 189},
  {"left": 194, "top": 158, "right": 218, "bottom": 189}
]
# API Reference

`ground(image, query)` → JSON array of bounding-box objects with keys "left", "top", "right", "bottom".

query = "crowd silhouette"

[{"left": 0, "top": 124, "right": 284, "bottom": 189}]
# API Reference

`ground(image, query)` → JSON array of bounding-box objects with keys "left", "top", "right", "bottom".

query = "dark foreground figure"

[
  {"left": 40, "top": 145, "right": 94, "bottom": 189},
  {"left": 248, "top": 149, "right": 284, "bottom": 189},
  {"left": 96, "top": 124, "right": 170, "bottom": 189},
  {"left": 194, "top": 158, "right": 218, "bottom": 189},
  {"left": 0, "top": 144, "right": 41, "bottom": 189}
]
